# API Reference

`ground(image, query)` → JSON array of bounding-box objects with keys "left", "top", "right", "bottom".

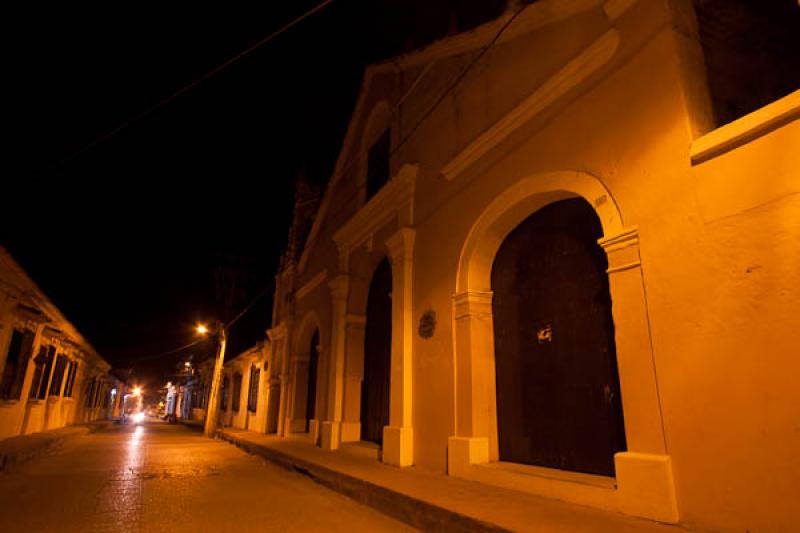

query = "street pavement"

[{"left": 0, "top": 420, "right": 416, "bottom": 532}]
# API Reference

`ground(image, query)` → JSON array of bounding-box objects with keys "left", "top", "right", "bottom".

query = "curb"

[
  {"left": 178, "top": 419, "right": 204, "bottom": 432},
  {"left": 219, "top": 431, "right": 510, "bottom": 533},
  {"left": 0, "top": 420, "right": 110, "bottom": 473}
]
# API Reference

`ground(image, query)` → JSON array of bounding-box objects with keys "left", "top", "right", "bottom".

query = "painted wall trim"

[
  {"left": 295, "top": 270, "right": 328, "bottom": 301},
  {"left": 603, "top": 0, "right": 639, "bottom": 21},
  {"left": 690, "top": 90, "right": 800, "bottom": 165},
  {"left": 333, "top": 164, "right": 418, "bottom": 265},
  {"left": 440, "top": 30, "right": 620, "bottom": 181}
]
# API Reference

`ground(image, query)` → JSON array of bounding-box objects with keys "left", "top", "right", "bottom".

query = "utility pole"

[{"left": 202, "top": 322, "right": 227, "bottom": 438}]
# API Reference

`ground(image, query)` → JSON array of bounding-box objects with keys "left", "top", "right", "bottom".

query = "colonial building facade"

[
  {"left": 0, "top": 247, "right": 117, "bottom": 441},
  {"left": 218, "top": 342, "right": 272, "bottom": 432},
  {"left": 234, "top": 1, "right": 797, "bottom": 531}
]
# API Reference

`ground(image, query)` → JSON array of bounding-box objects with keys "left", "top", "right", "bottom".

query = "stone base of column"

[
  {"left": 340, "top": 421, "right": 360, "bottom": 443},
  {"left": 382, "top": 426, "right": 413, "bottom": 467},
  {"left": 447, "top": 436, "right": 489, "bottom": 476},
  {"left": 288, "top": 418, "right": 307, "bottom": 433},
  {"left": 320, "top": 421, "right": 341, "bottom": 450},
  {"left": 616, "top": 452, "right": 678, "bottom": 523},
  {"left": 308, "top": 419, "right": 321, "bottom": 445}
]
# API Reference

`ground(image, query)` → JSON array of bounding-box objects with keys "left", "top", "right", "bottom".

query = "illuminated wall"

[{"left": 270, "top": 0, "right": 799, "bottom": 530}]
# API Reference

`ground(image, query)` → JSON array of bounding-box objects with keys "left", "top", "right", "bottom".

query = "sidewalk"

[
  {"left": 219, "top": 428, "right": 683, "bottom": 533},
  {"left": 0, "top": 420, "right": 111, "bottom": 472},
  {"left": 178, "top": 418, "right": 204, "bottom": 431}
]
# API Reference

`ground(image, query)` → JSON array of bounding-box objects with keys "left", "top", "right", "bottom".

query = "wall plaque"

[{"left": 418, "top": 310, "right": 436, "bottom": 339}]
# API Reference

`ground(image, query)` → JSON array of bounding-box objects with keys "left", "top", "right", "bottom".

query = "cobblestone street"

[{"left": 0, "top": 421, "right": 415, "bottom": 532}]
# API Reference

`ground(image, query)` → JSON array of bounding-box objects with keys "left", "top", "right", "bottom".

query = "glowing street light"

[
  {"left": 132, "top": 386, "right": 142, "bottom": 397},
  {"left": 195, "top": 323, "right": 209, "bottom": 335}
]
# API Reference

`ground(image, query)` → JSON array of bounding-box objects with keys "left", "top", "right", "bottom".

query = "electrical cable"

[
  {"left": 224, "top": 284, "right": 273, "bottom": 331},
  {"left": 298, "top": 4, "right": 529, "bottom": 264},
  {"left": 123, "top": 4, "right": 529, "bottom": 367},
  {"left": 59, "top": 0, "right": 334, "bottom": 166},
  {"left": 123, "top": 338, "right": 209, "bottom": 364}
]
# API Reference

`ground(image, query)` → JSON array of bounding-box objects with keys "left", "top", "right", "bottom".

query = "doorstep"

[{"left": 218, "top": 428, "right": 682, "bottom": 533}]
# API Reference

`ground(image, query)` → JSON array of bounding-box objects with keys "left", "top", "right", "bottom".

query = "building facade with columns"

[
  {"left": 265, "top": 1, "right": 798, "bottom": 531},
  {"left": 0, "top": 247, "right": 118, "bottom": 441}
]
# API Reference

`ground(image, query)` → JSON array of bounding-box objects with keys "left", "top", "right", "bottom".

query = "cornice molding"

[
  {"left": 370, "top": 0, "right": 604, "bottom": 74},
  {"left": 598, "top": 226, "right": 639, "bottom": 253},
  {"left": 333, "top": 164, "right": 418, "bottom": 259},
  {"left": 452, "top": 290, "right": 494, "bottom": 320},
  {"left": 295, "top": 269, "right": 328, "bottom": 301},
  {"left": 441, "top": 30, "right": 620, "bottom": 181},
  {"left": 690, "top": 90, "right": 800, "bottom": 165}
]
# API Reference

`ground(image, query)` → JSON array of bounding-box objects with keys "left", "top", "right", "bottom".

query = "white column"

[
  {"left": 599, "top": 227, "right": 677, "bottom": 523},
  {"left": 320, "top": 274, "right": 349, "bottom": 450},
  {"left": 383, "top": 227, "right": 415, "bottom": 466}
]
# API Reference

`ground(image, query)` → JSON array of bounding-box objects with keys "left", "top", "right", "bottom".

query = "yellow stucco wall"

[{"left": 283, "top": 1, "right": 799, "bottom": 529}]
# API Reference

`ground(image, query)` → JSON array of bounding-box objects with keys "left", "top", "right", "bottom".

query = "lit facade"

[
  {"left": 0, "top": 247, "right": 117, "bottom": 441},
  {"left": 257, "top": 1, "right": 797, "bottom": 530},
  {"left": 219, "top": 342, "right": 272, "bottom": 432}
]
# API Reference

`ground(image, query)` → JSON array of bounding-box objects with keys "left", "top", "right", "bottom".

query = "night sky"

[{"left": 3, "top": 1, "right": 508, "bottom": 388}]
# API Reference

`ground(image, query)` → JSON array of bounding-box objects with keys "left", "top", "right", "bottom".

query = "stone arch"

[
  {"left": 448, "top": 171, "right": 678, "bottom": 522},
  {"left": 335, "top": 247, "right": 390, "bottom": 447},
  {"left": 456, "top": 171, "right": 623, "bottom": 294},
  {"left": 287, "top": 311, "right": 325, "bottom": 441}
]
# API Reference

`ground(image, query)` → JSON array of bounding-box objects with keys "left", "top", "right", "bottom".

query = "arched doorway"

[
  {"left": 360, "top": 257, "right": 392, "bottom": 444},
  {"left": 305, "top": 329, "right": 320, "bottom": 431},
  {"left": 491, "top": 198, "right": 626, "bottom": 476}
]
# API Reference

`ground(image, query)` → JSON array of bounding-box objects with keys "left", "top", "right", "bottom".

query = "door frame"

[{"left": 448, "top": 171, "right": 678, "bottom": 522}]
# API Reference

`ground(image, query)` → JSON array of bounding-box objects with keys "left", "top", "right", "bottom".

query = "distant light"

[
  {"left": 111, "top": 388, "right": 117, "bottom": 396},
  {"left": 184, "top": 362, "right": 192, "bottom": 368},
  {"left": 132, "top": 412, "right": 145, "bottom": 424},
  {"left": 132, "top": 386, "right": 142, "bottom": 397},
  {"left": 196, "top": 324, "right": 209, "bottom": 335}
]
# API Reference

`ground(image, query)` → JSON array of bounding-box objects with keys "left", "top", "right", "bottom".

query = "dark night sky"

[{"left": 2, "top": 1, "right": 507, "bottom": 388}]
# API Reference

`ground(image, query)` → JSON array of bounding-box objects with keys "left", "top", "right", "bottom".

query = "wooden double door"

[
  {"left": 361, "top": 258, "right": 392, "bottom": 445},
  {"left": 492, "top": 198, "right": 626, "bottom": 476}
]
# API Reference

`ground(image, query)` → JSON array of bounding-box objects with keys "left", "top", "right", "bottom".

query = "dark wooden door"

[
  {"left": 361, "top": 258, "right": 392, "bottom": 444},
  {"left": 492, "top": 198, "right": 626, "bottom": 476},
  {"left": 306, "top": 329, "right": 320, "bottom": 430}
]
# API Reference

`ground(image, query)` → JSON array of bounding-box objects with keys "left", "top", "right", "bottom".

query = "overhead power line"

[
  {"left": 216, "top": 4, "right": 530, "bottom": 335},
  {"left": 299, "top": 4, "right": 530, "bottom": 261},
  {"left": 125, "top": 3, "right": 529, "bottom": 369},
  {"left": 124, "top": 338, "right": 208, "bottom": 365},
  {"left": 60, "top": 0, "right": 334, "bottom": 166}
]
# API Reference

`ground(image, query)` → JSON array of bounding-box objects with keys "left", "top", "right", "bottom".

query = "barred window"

[
  {"left": 30, "top": 346, "right": 55, "bottom": 400},
  {"left": 84, "top": 378, "right": 96, "bottom": 407},
  {"left": 64, "top": 361, "right": 79, "bottom": 397},
  {"left": 247, "top": 366, "right": 260, "bottom": 413},
  {"left": 366, "top": 129, "right": 390, "bottom": 201},
  {"left": 220, "top": 376, "right": 229, "bottom": 411},
  {"left": 49, "top": 355, "right": 68, "bottom": 396},
  {"left": 232, "top": 373, "right": 242, "bottom": 412},
  {"left": 0, "top": 329, "right": 34, "bottom": 400}
]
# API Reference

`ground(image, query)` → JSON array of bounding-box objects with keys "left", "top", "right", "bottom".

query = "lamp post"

[{"left": 197, "top": 322, "right": 227, "bottom": 438}]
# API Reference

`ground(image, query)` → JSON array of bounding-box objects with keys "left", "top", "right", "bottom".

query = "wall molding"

[
  {"left": 690, "top": 90, "right": 800, "bottom": 165},
  {"left": 440, "top": 30, "right": 620, "bottom": 181},
  {"left": 295, "top": 270, "right": 328, "bottom": 301},
  {"left": 333, "top": 164, "right": 417, "bottom": 268}
]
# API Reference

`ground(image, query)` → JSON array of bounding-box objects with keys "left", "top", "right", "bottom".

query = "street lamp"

[{"left": 196, "top": 321, "right": 227, "bottom": 438}]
